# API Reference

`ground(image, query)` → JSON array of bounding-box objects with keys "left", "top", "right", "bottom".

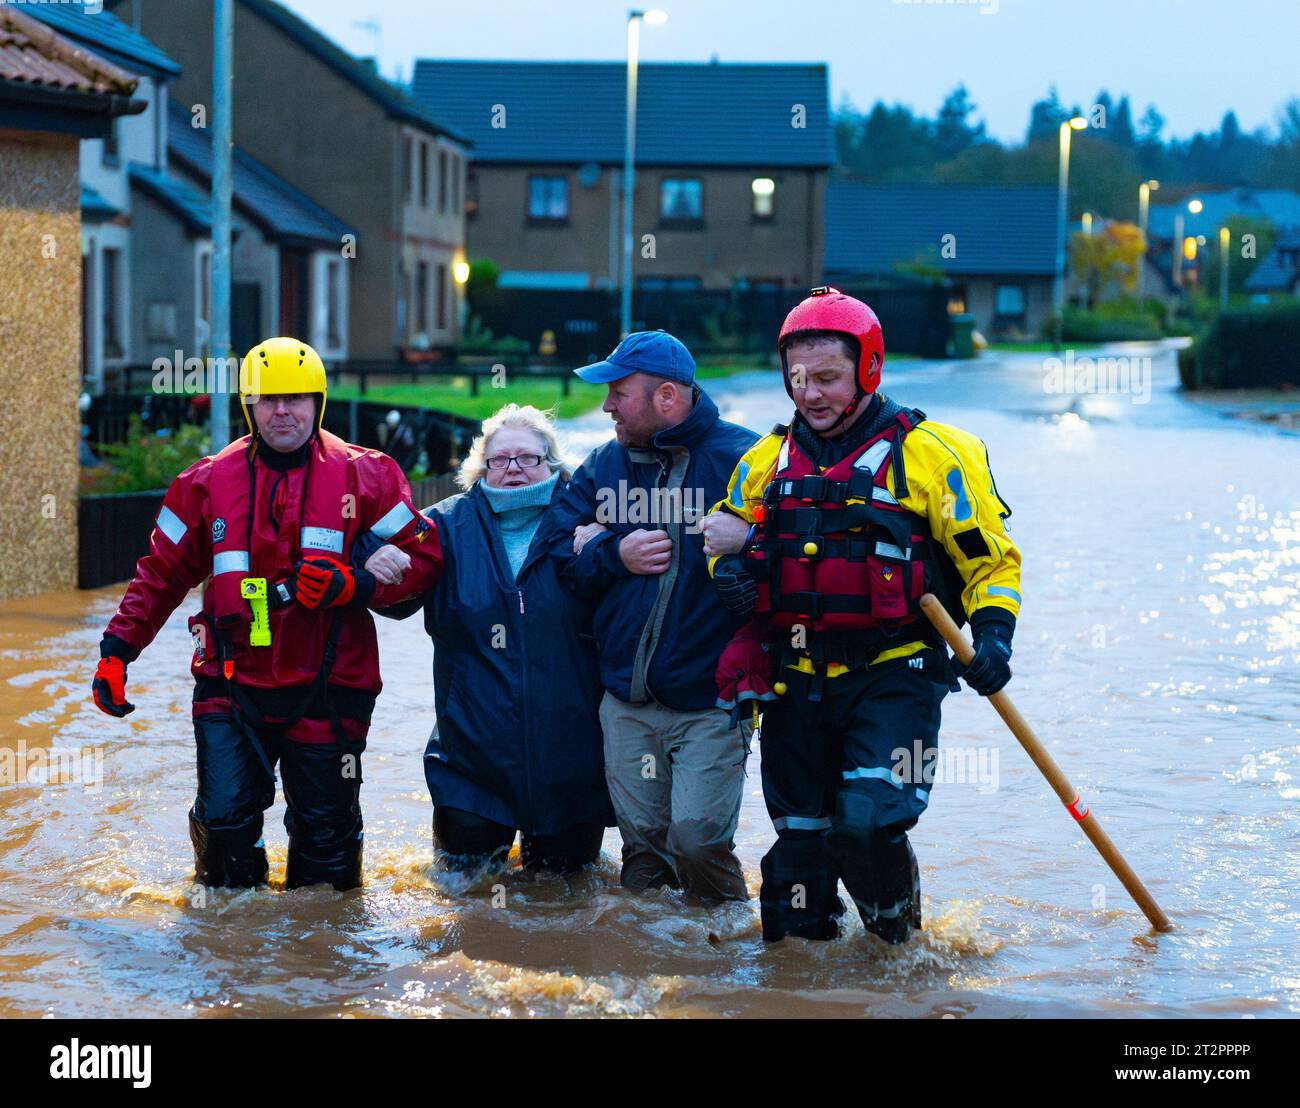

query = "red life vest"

[
  {"left": 207, "top": 429, "right": 352, "bottom": 627},
  {"left": 746, "top": 409, "right": 932, "bottom": 634}
]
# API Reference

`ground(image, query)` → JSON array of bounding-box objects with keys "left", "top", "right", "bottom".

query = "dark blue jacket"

[
  {"left": 544, "top": 388, "right": 758, "bottom": 710},
  {"left": 372, "top": 480, "right": 613, "bottom": 837}
]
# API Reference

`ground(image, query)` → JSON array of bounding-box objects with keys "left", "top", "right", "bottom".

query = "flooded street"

[{"left": 2, "top": 341, "right": 1297, "bottom": 1018}]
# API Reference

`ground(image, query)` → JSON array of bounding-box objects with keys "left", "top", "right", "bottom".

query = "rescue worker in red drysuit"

[
  {"left": 701, "top": 289, "right": 1022, "bottom": 945},
  {"left": 91, "top": 338, "right": 442, "bottom": 890}
]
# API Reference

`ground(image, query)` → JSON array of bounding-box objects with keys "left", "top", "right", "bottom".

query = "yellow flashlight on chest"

[{"left": 241, "top": 577, "right": 271, "bottom": 647}]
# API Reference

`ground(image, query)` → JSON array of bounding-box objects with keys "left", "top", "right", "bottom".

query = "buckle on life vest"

[
  {"left": 796, "top": 474, "right": 829, "bottom": 503},
  {"left": 785, "top": 592, "right": 823, "bottom": 620},
  {"left": 846, "top": 468, "right": 874, "bottom": 501}
]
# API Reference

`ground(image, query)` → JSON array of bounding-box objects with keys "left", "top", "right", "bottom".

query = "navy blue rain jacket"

[
  {"left": 544, "top": 388, "right": 758, "bottom": 710},
  {"left": 371, "top": 480, "right": 613, "bottom": 836}
]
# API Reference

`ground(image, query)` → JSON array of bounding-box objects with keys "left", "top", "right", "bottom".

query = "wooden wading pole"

[{"left": 920, "top": 594, "right": 1173, "bottom": 933}]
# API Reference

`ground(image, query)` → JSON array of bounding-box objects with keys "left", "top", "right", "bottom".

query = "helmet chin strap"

[{"left": 820, "top": 387, "right": 866, "bottom": 436}]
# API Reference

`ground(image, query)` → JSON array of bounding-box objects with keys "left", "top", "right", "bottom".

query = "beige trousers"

[{"left": 599, "top": 691, "right": 750, "bottom": 902}]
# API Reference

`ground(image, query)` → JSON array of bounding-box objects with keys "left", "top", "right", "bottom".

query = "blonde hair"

[{"left": 457, "top": 403, "right": 574, "bottom": 489}]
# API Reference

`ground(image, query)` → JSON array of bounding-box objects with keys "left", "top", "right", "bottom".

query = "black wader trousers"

[{"left": 758, "top": 653, "right": 947, "bottom": 945}]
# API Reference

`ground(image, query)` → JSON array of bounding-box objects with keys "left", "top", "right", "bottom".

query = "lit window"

[
  {"left": 661, "top": 178, "right": 702, "bottom": 220},
  {"left": 527, "top": 175, "right": 569, "bottom": 220}
]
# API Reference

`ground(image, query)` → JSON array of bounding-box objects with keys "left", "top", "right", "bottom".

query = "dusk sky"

[{"left": 279, "top": 0, "right": 1299, "bottom": 144}]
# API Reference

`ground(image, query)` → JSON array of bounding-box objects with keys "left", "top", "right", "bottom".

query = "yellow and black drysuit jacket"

[{"left": 709, "top": 393, "right": 1022, "bottom": 677}]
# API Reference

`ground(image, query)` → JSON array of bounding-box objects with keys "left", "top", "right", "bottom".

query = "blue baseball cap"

[{"left": 574, "top": 329, "right": 696, "bottom": 385}]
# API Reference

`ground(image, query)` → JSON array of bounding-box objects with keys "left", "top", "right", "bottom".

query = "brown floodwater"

[{"left": 2, "top": 342, "right": 1297, "bottom": 1017}]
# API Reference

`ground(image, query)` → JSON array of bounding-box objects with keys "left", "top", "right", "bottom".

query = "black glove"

[
  {"left": 955, "top": 609, "right": 1014, "bottom": 696},
  {"left": 713, "top": 553, "right": 757, "bottom": 616}
]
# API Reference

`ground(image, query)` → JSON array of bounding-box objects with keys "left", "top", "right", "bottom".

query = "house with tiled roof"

[
  {"left": 0, "top": 2, "right": 143, "bottom": 598},
  {"left": 166, "top": 100, "right": 355, "bottom": 361},
  {"left": 412, "top": 59, "right": 832, "bottom": 294},
  {"left": 825, "top": 182, "right": 1059, "bottom": 339},
  {"left": 112, "top": 0, "right": 472, "bottom": 358},
  {"left": 19, "top": 0, "right": 358, "bottom": 381}
]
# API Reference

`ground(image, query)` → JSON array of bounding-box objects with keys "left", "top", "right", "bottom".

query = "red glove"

[
  {"left": 92, "top": 655, "right": 135, "bottom": 717},
  {"left": 715, "top": 621, "right": 777, "bottom": 727},
  {"left": 292, "top": 556, "right": 359, "bottom": 609}
]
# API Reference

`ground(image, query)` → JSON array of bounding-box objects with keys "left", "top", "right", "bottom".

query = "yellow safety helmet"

[{"left": 238, "top": 336, "right": 328, "bottom": 437}]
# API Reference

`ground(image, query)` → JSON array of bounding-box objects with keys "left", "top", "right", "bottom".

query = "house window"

[
  {"left": 995, "top": 283, "right": 1027, "bottom": 318},
  {"left": 415, "top": 261, "right": 429, "bottom": 336},
  {"left": 451, "top": 154, "right": 460, "bottom": 214},
  {"left": 527, "top": 175, "right": 569, "bottom": 221},
  {"left": 419, "top": 142, "right": 429, "bottom": 207},
  {"left": 751, "top": 177, "right": 775, "bottom": 220},
  {"left": 102, "top": 247, "right": 122, "bottom": 357},
  {"left": 439, "top": 150, "right": 448, "bottom": 214},
  {"left": 436, "top": 263, "right": 447, "bottom": 331},
  {"left": 326, "top": 261, "right": 342, "bottom": 348},
  {"left": 465, "top": 170, "right": 478, "bottom": 218},
  {"left": 660, "top": 178, "right": 703, "bottom": 223},
  {"left": 402, "top": 136, "right": 413, "bottom": 203}
]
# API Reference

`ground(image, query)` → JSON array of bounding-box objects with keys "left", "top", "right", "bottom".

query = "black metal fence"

[
  {"left": 334, "top": 354, "right": 574, "bottom": 397},
  {"left": 320, "top": 400, "right": 480, "bottom": 475},
  {"left": 78, "top": 490, "right": 167, "bottom": 589},
  {"left": 469, "top": 282, "right": 955, "bottom": 361}
]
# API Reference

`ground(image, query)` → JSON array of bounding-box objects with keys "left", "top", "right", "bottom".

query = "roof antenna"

[{"left": 352, "top": 17, "right": 384, "bottom": 78}]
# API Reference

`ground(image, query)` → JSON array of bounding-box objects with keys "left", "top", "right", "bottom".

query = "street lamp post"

[
  {"left": 210, "top": 0, "right": 233, "bottom": 450},
  {"left": 1219, "top": 225, "right": 1231, "bottom": 309},
  {"left": 1053, "top": 116, "right": 1087, "bottom": 350},
  {"left": 1137, "top": 178, "right": 1158, "bottom": 310},
  {"left": 620, "top": 9, "right": 667, "bottom": 338},
  {"left": 1173, "top": 198, "right": 1202, "bottom": 291}
]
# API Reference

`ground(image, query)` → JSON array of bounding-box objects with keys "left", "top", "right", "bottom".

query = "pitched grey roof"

[
  {"left": 12, "top": 0, "right": 180, "bottom": 79},
  {"left": 825, "top": 182, "right": 1059, "bottom": 278},
  {"left": 167, "top": 100, "right": 352, "bottom": 247},
  {"left": 240, "top": 0, "right": 468, "bottom": 144},
  {"left": 80, "top": 182, "right": 120, "bottom": 220},
  {"left": 1148, "top": 187, "right": 1300, "bottom": 241},
  {"left": 128, "top": 162, "right": 213, "bottom": 235},
  {"left": 412, "top": 59, "right": 832, "bottom": 167}
]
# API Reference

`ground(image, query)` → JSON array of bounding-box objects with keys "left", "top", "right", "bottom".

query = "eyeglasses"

[{"left": 486, "top": 453, "right": 544, "bottom": 470}]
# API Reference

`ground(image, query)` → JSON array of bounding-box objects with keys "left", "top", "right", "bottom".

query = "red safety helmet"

[{"left": 778, "top": 286, "right": 885, "bottom": 399}]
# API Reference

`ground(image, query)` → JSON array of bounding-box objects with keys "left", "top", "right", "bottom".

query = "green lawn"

[
  {"left": 984, "top": 341, "right": 1103, "bottom": 353},
  {"left": 330, "top": 378, "right": 608, "bottom": 420},
  {"left": 330, "top": 359, "right": 775, "bottom": 420}
]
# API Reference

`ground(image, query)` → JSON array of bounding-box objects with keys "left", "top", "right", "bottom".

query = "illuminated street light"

[{"left": 620, "top": 9, "right": 668, "bottom": 336}]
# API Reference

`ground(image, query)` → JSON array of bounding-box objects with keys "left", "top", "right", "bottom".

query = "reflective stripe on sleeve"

[
  {"left": 213, "top": 550, "right": 250, "bottom": 576},
  {"left": 370, "top": 501, "right": 415, "bottom": 540},
  {"left": 156, "top": 505, "right": 187, "bottom": 545}
]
